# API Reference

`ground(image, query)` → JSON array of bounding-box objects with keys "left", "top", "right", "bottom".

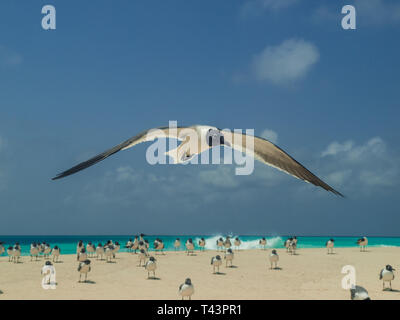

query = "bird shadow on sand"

[
  {"left": 54, "top": 261, "right": 63, "bottom": 263},
  {"left": 79, "top": 280, "right": 96, "bottom": 284},
  {"left": 383, "top": 288, "right": 400, "bottom": 292},
  {"left": 227, "top": 265, "right": 238, "bottom": 268},
  {"left": 270, "top": 267, "right": 282, "bottom": 270},
  {"left": 213, "top": 272, "right": 226, "bottom": 276},
  {"left": 147, "top": 277, "right": 161, "bottom": 280},
  {"left": 187, "top": 254, "right": 197, "bottom": 257},
  {"left": 106, "top": 261, "right": 117, "bottom": 264}
]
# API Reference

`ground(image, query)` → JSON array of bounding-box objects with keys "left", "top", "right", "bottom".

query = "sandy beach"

[{"left": 1, "top": 247, "right": 400, "bottom": 300}]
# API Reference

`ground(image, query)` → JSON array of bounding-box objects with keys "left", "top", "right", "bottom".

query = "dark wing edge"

[
  {"left": 253, "top": 136, "right": 344, "bottom": 197},
  {"left": 225, "top": 132, "right": 344, "bottom": 197},
  {"left": 52, "top": 131, "right": 148, "bottom": 180},
  {"left": 52, "top": 126, "right": 182, "bottom": 180}
]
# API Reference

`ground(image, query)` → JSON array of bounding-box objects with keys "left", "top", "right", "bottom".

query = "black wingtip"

[
  {"left": 334, "top": 190, "right": 346, "bottom": 198},
  {"left": 333, "top": 189, "right": 345, "bottom": 198}
]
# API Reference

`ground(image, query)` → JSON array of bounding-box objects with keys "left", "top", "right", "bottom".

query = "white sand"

[{"left": 1, "top": 247, "right": 400, "bottom": 300}]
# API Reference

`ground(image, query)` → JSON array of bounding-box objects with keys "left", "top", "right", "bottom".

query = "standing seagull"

[
  {"left": 223, "top": 237, "right": 232, "bottom": 250},
  {"left": 198, "top": 238, "right": 206, "bottom": 252},
  {"left": 288, "top": 239, "right": 297, "bottom": 255},
  {"left": 174, "top": 238, "right": 181, "bottom": 251},
  {"left": 259, "top": 238, "right": 267, "bottom": 250},
  {"left": 76, "top": 240, "right": 84, "bottom": 254},
  {"left": 357, "top": 237, "right": 368, "bottom": 252},
  {"left": 30, "top": 243, "right": 40, "bottom": 261},
  {"left": 269, "top": 250, "right": 279, "bottom": 269},
  {"left": 216, "top": 238, "right": 224, "bottom": 252},
  {"left": 78, "top": 259, "right": 91, "bottom": 283},
  {"left": 380, "top": 265, "right": 395, "bottom": 290},
  {"left": 154, "top": 239, "right": 165, "bottom": 255},
  {"left": 138, "top": 248, "right": 148, "bottom": 267},
  {"left": 51, "top": 126, "right": 343, "bottom": 197},
  {"left": 211, "top": 255, "right": 222, "bottom": 274},
  {"left": 326, "top": 239, "right": 335, "bottom": 254},
  {"left": 179, "top": 278, "right": 194, "bottom": 300},
  {"left": 104, "top": 244, "right": 114, "bottom": 263},
  {"left": 96, "top": 243, "right": 104, "bottom": 260},
  {"left": 113, "top": 241, "right": 120, "bottom": 258},
  {"left": 131, "top": 236, "right": 139, "bottom": 253},
  {"left": 224, "top": 248, "right": 234, "bottom": 267},
  {"left": 51, "top": 246, "right": 61, "bottom": 262},
  {"left": 12, "top": 243, "right": 21, "bottom": 263},
  {"left": 145, "top": 256, "right": 157, "bottom": 279},
  {"left": 185, "top": 238, "right": 195, "bottom": 256},
  {"left": 7, "top": 246, "right": 13, "bottom": 262},
  {"left": 350, "top": 285, "right": 370, "bottom": 300},
  {"left": 284, "top": 238, "right": 292, "bottom": 253},
  {"left": 43, "top": 243, "right": 51, "bottom": 260},
  {"left": 86, "top": 242, "right": 96, "bottom": 258},
  {"left": 234, "top": 237, "right": 241, "bottom": 251},
  {"left": 125, "top": 239, "right": 133, "bottom": 253}
]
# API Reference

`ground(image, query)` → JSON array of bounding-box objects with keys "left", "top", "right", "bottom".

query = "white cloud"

[
  {"left": 322, "top": 137, "right": 386, "bottom": 161},
  {"left": 321, "top": 140, "right": 353, "bottom": 157},
  {"left": 319, "top": 137, "right": 399, "bottom": 192},
  {"left": 0, "top": 46, "right": 22, "bottom": 67},
  {"left": 260, "top": 129, "right": 278, "bottom": 144},
  {"left": 252, "top": 39, "right": 319, "bottom": 84},
  {"left": 241, "top": 0, "right": 299, "bottom": 17},
  {"left": 325, "top": 169, "right": 352, "bottom": 187}
]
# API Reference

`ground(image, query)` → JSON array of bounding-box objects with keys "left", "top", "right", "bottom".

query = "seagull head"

[
  {"left": 386, "top": 265, "right": 395, "bottom": 271},
  {"left": 206, "top": 128, "right": 229, "bottom": 147}
]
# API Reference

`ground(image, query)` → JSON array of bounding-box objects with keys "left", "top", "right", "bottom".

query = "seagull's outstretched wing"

[
  {"left": 222, "top": 130, "right": 344, "bottom": 197},
  {"left": 52, "top": 127, "right": 188, "bottom": 180}
]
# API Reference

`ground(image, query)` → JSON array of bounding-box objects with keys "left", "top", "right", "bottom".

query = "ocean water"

[{"left": 1, "top": 235, "right": 400, "bottom": 256}]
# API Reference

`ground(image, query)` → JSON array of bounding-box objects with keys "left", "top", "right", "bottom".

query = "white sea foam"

[{"left": 194, "top": 235, "right": 283, "bottom": 250}]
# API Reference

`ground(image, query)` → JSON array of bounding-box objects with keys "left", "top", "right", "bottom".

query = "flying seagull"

[{"left": 52, "top": 125, "right": 343, "bottom": 196}]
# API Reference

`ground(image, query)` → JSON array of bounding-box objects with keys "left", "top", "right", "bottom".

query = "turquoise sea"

[{"left": 1, "top": 235, "right": 400, "bottom": 256}]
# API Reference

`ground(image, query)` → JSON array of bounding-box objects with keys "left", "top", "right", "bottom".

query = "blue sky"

[{"left": 0, "top": 0, "right": 399, "bottom": 235}]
